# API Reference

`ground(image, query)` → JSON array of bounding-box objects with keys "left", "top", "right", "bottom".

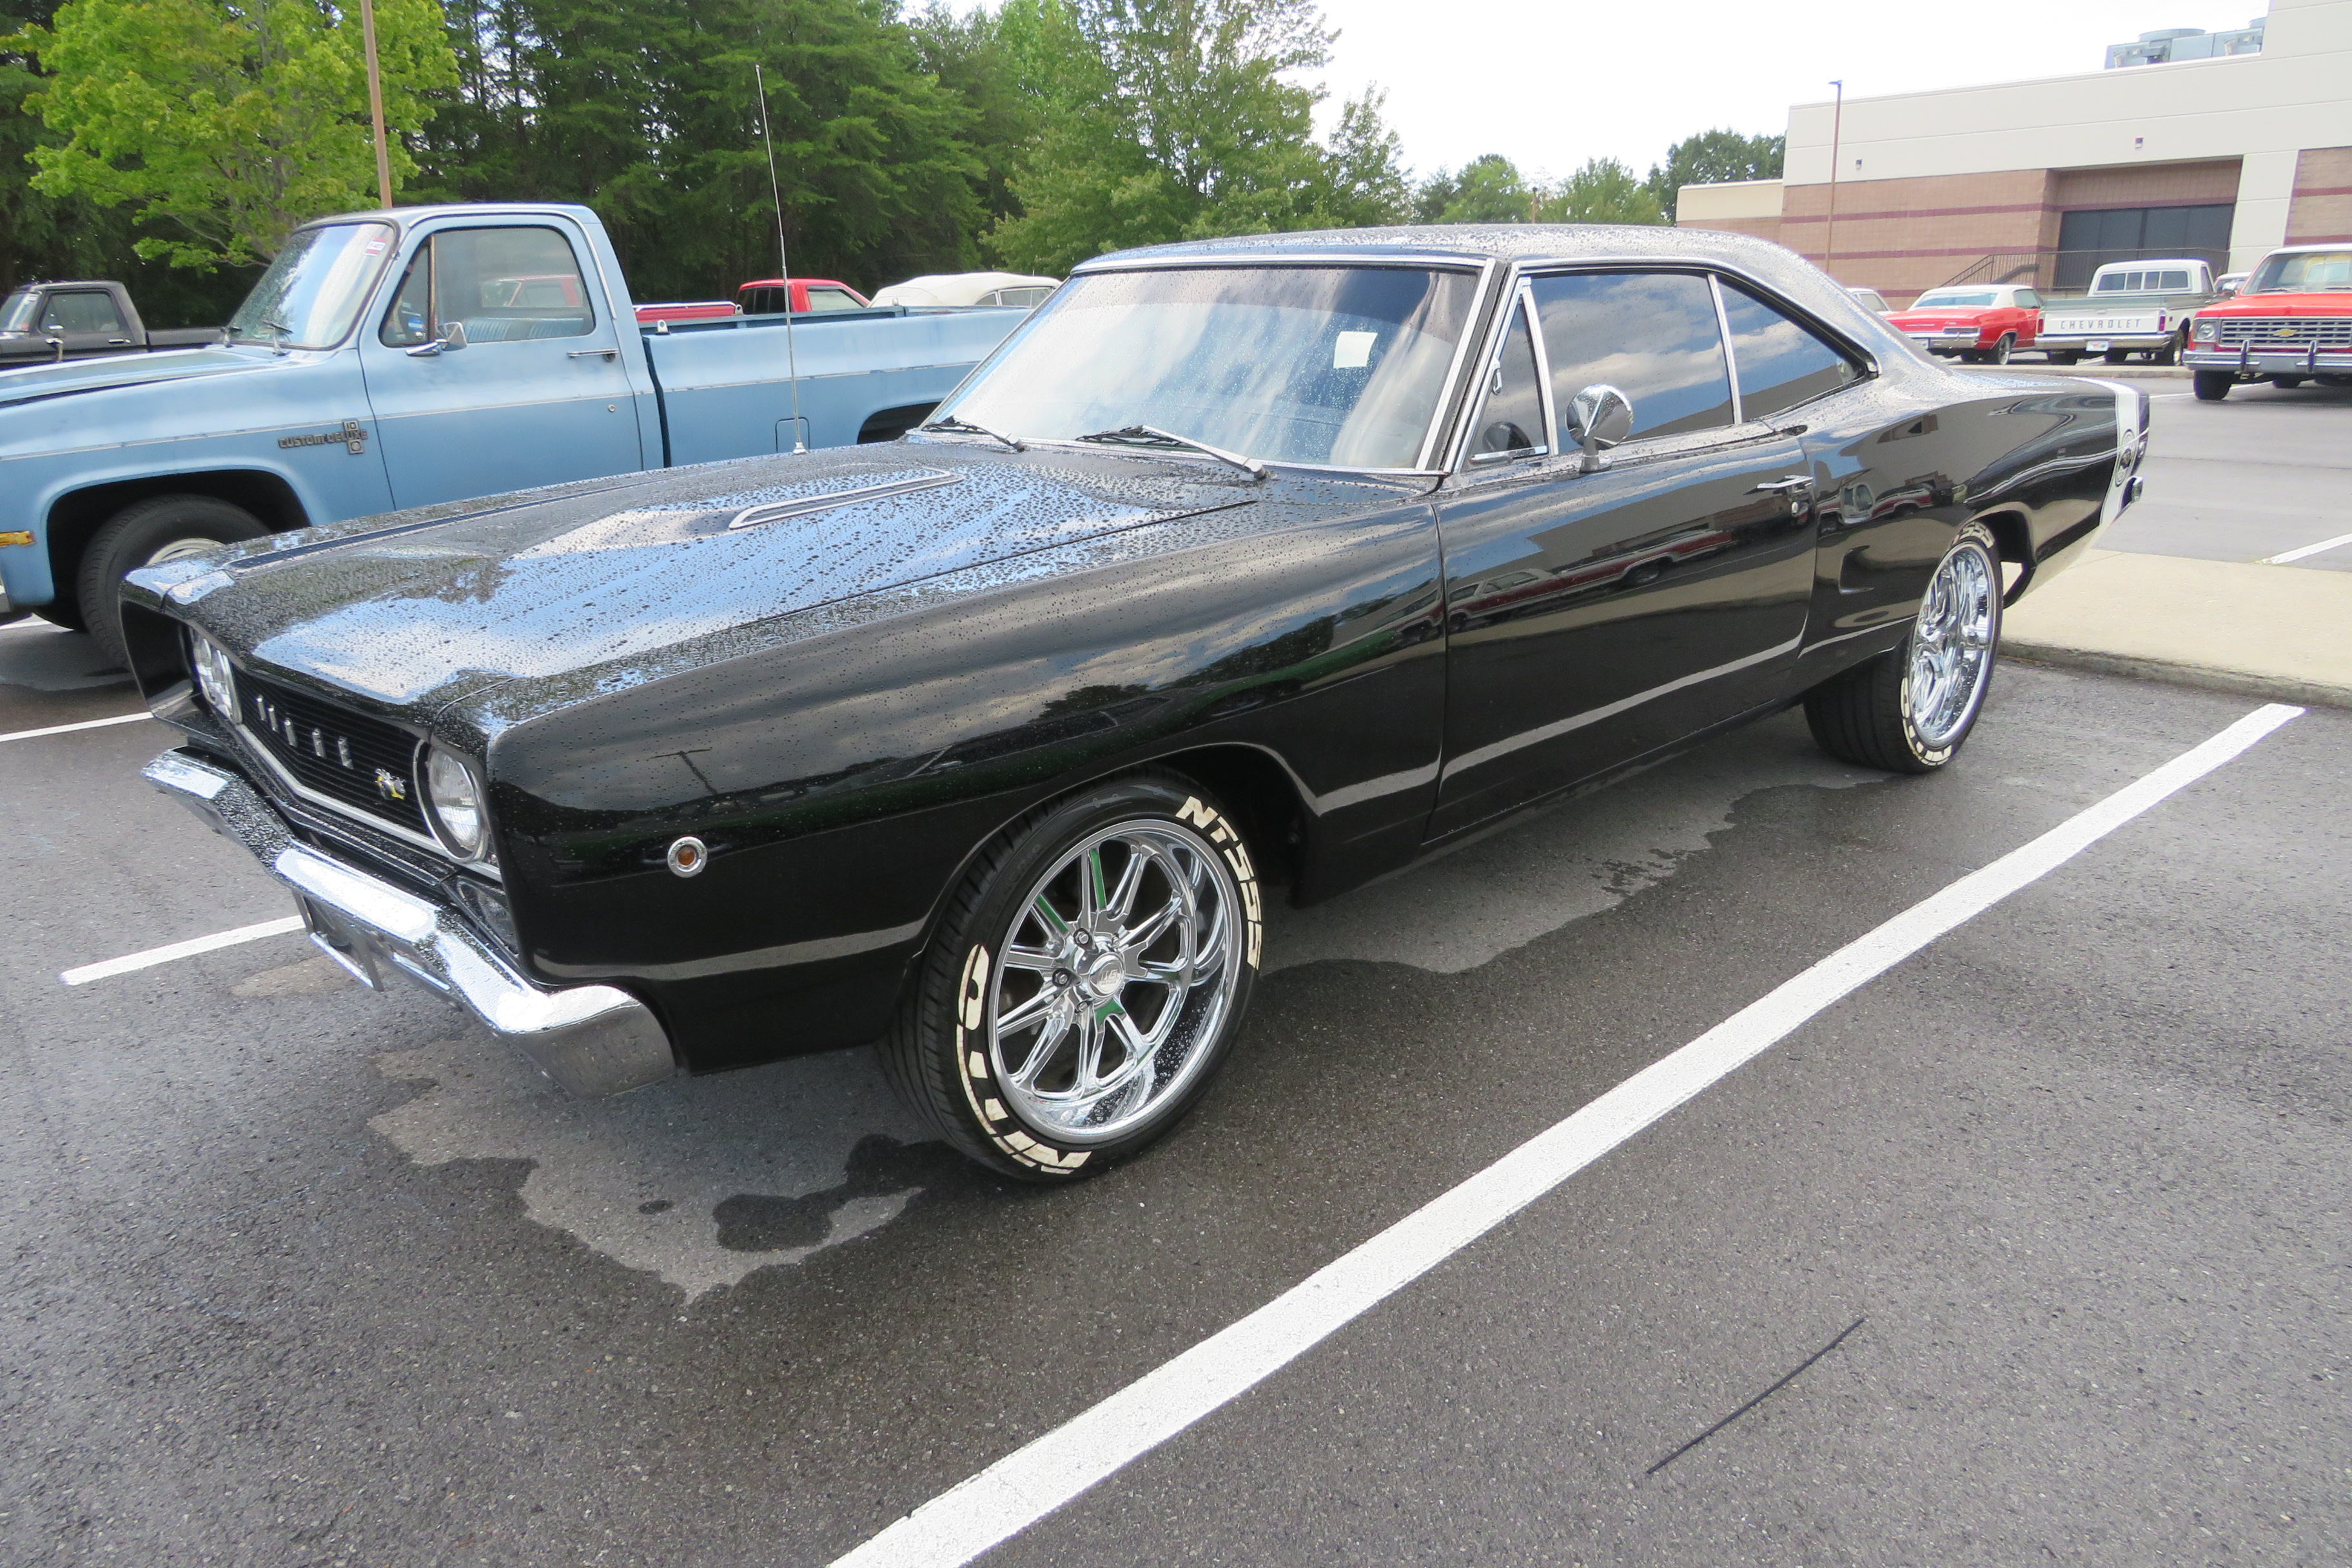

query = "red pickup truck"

[
  {"left": 1886, "top": 284, "right": 2043, "bottom": 364},
  {"left": 634, "top": 278, "right": 872, "bottom": 324},
  {"left": 2184, "top": 244, "right": 2352, "bottom": 399}
]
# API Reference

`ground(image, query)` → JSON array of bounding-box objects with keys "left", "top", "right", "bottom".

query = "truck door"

[
  {"left": 357, "top": 221, "right": 645, "bottom": 509},
  {"left": 39, "top": 288, "right": 137, "bottom": 358},
  {"left": 1430, "top": 270, "right": 1830, "bottom": 838}
]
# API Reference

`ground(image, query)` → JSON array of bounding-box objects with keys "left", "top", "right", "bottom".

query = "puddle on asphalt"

[{"left": 363, "top": 711, "right": 1877, "bottom": 1297}]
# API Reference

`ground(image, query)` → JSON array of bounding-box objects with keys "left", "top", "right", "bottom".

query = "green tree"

[
  {"left": 16, "top": 0, "right": 458, "bottom": 270},
  {"left": 986, "top": 0, "right": 1399, "bottom": 274},
  {"left": 1642, "top": 127, "right": 1784, "bottom": 222},
  {"left": 1534, "top": 156, "right": 1665, "bottom": 225},
  {"left": 1424, "top": 153, "right": 1527, "bottom": 224}
]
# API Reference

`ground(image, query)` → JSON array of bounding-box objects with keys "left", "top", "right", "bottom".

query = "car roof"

[{"left": 1081, "top": 223, "right": 1813, "bottom": 273}]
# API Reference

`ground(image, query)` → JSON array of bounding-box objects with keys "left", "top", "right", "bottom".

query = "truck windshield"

[
  {"left": 2246, "top": 250, "right": 2352, "bottom": 293},
  {"left": 929, "top": 265, "right": 1479, "bottom": 469},
  {"left": 0, "top": 289, "right": 37, "bottom": 334},
  {"left": 227, "top": 222, "right": 397, "bottom": 348}
]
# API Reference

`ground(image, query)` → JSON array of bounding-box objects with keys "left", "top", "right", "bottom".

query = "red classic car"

[
  {"left": 1887, "top": 284, "right": 2043, "bottom": 364},
  {"left": 2183, "top": 244, "right": 2352, "bottom": 399},
  {"left": 737, "top": 277, "right": 871, "bottom": 315}
]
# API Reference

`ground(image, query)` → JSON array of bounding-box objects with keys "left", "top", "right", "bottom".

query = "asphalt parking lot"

[
  {"left": 2093, "top": 377, "right": 2352, "bottom": 571},
  {"left": 4, "top": 395, "right": 2349, "bottom": 1567}
]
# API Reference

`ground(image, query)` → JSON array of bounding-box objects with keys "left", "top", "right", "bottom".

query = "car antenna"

[{"left": 754, "top": 61, "right": 805, "bottom": 454}]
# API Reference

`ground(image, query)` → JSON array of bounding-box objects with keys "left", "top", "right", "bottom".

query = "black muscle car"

[{"left": 123, "top": 225, "right": 2148, "bottom": 1180}]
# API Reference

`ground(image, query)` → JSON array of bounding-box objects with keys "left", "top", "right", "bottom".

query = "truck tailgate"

[{"left": 2043, "top": 308, "right": 2165, "bottom": 337}]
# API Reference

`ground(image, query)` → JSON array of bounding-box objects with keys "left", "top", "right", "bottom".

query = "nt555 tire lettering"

[{"left": 881, "top": 772, "right": 1262, "bottom": 1181}]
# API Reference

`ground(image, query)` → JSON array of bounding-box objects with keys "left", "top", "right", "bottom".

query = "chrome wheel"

[
  {"left": 986, "top": 819, "right": 1242, "bottom": 1144},
  {"left": 1906, "top": 542, "right": 1997, "bottom": 749},
  {"left": 145, "top": 536, "right": 228, "bottom": 567}
]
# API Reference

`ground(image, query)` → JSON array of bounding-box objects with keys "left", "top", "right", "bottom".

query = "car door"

[
  {"left": 2013, "top": 288, "right": 2043, "bottom": 346},
  {"left": 357, "top": 220, "right": 644, "bottom": 509},
  {"left": 1429, "top": 268, "right": 1830, "bottom": 838},
  {"left": 40, "top": 288, "right": 135, "bottom": 358}
]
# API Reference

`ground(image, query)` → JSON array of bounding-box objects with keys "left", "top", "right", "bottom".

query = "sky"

[{"left": 1306, "top": 0, "right": 2277, "bottom": 184}]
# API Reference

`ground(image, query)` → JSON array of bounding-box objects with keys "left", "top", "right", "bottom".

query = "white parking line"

[
  {"left": 828, "top": 702, "right": 2305, "bottom": 1568},
  {"left": 0, "top": 712, "right": 152, "bottom": 745},
  {"left": 61, "top": 916, "right": 306, "bottom": 986},
  {"left": 2265, "top": 530, "right": 2352, "bottom": 565}
]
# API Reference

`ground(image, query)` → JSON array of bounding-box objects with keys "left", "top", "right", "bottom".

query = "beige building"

[{"left": 1678, "top": 0, "right": 2352, "bottom": 304}]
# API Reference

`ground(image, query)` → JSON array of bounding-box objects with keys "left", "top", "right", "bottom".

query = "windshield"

[
  {"left": 0, "top": 289, "right": 37, "bottom": 334},
  {"left": 226, "top": 222, "right": 397, "bottom": 348},
  {"left": 931, "top": 265, "right": 1480, "bottom": 469},
  {"left": 2246, "top": 250, "right": 2352, "bottom": 293},
  {"left": 1911, "top": 291, "right": 1995, "bottom": 308}
]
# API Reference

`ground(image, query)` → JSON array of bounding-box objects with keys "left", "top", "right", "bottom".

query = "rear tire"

[
  {"left": 77, "top": 495, "right": 268, "bottom": 669},
  {"left": 2272, "top": 377, "right": 2306, "bottom": 389},
  {"left": 2192, "top": 371, "right": 2233, "bottom": 402},
  {"left": 880, "top": 770, "right": 1264, "bottom": 1181},
  {"left": 2048, "top": 351, "right": 2081, "bottom": 366},
  {"left": 34, "top": 600, "right": 88, "bottom": 633},
  {"left": 1805, "top": 523, "right": 2001, "bottom": 775},
  {"left": 1987, "top": 334, "right": 2014, "bottom": 365}
]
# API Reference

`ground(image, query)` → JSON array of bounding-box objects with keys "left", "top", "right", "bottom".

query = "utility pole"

[
  {"left": 358, "top": 0, "right": 394, "bottom": 208},
  {"left": 1823, "top": 79, "right": 1844, "bottom": 280}
]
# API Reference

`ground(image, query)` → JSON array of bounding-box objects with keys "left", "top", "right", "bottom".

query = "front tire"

[
  {"left": 2155, "top": 334, "right": 2182, "bottom": 367},
  {"left": 79, "top": 495, "right": 268, "bottom": 669},
  {"left": 1805, "top": 523, "right": 2001, "bottom": 774},
  {"left": 2192, "top": 371, "right": 2233, "bottom": 402},
  {"left": 881, "top": 772, "right": 1264, "bottom": 1181}
]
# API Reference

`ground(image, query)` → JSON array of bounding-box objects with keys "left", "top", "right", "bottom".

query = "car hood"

[
  {"left": 142, "top": 443, "right": 1298, "bottom": 714},
  {"left": 2197, "top": 292, "right": 2352, "bottom": 317},
  {"left": 0, "top": 340, "right": 288, "bottom": 407}
]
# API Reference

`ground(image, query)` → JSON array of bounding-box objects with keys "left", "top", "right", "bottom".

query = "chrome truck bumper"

[
  {"left": 2184, "top": 346, "right": 2352, "bottom": 376},
  {"left": 143, "top": 747, "right": 676, "bottom": 1097}
]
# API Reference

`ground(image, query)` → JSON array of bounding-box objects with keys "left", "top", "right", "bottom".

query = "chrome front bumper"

[
  {"left": 144, "top": 747, "right": 676, "bottom": 1097},
  {"left": 2184, "top": 346, "right": 2352, "bottom": 375}
]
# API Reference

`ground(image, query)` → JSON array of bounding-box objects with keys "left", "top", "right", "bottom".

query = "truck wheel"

[
  {"left": 2272, "top": 377, "right": 2306, "bottom": 389},
  {"left": 79, "top": 495, "right": 268, "bottom": 669},
  {"left": 2155, "top": 335, "right": 2182, "bottom": 367},
  {"left": 2192, "top": 371, "right": 2233, "bottom": 402},
  {"left": 2102, "top": 349, "right": 2128, "bottom": 364},
  {"left": 1805, "top": 523, "right": 2001, "bottom": 775},
  {"left": 880, "top": 770, "right": 1262, "bottom": 1182}
]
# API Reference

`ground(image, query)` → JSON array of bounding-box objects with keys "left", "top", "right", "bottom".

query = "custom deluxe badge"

[{"left": 280, "top": 419, "right": 369, "bottom": 455}]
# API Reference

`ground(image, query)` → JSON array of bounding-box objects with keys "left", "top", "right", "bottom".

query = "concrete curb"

[{"left": 2004, "top": 643, "right": 2352, "bottom": 711}]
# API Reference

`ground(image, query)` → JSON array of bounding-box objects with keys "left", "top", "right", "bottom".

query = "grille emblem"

[{"left": 373, "top": 767, "right": 409, "bottom": 803}]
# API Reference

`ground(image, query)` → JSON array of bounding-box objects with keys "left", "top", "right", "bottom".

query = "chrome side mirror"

[
  {"left": 1565, "top": 384, "right": 1634, "bottom": 473},
  {"left": 405, "top": 320, "right": 468, "bottom": 358}
]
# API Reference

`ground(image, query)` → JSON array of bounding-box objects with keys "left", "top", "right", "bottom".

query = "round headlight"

[
  {"left": 424, "top": 747, "right": 489, "bottom": 859},
  {"left": 2194, "top": 319, "right": 2218, "bottom": 341},
  {"left": 190, "top": 632, "right": 237, "bottom": 720}
]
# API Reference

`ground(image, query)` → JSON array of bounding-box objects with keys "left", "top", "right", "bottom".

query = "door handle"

[
  {"left": 1749, "top": 476, "right": 1814, "bottom": 493},
  {"left": 569, "top": 348, "right": 618, "bottom": 361}
]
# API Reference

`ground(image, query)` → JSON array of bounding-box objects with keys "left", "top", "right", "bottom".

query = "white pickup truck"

[{"left": 2035, "top": 259, "right": 2223, "bottom": 365}]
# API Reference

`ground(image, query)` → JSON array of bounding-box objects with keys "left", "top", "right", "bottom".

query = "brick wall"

[
  {"left": 1778, "top": 170, "right": 2053, "bottom": 302},
  {"left": 2286, "top": 146, "right": 2352, "bottom": 243}
]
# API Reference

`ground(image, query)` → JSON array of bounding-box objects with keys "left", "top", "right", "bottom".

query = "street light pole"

[
  {"left": 358, "top": 0, "right": 394, "bottom": 209},
  {"left": 1824, "top": 79, "right": 1844, "bottom": 280}
]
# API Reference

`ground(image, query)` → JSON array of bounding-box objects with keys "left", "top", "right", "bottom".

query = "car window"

[
  {"left": 1001, "top": 286, "right": 1055, "bottom": 308},
  {"left": 1469, "top": 302, "right": 1545, "bottom": 463},
  {"left": 1529, "top": 270, "right": 1734, "bottom": 442},
  {"left": 0, "top": 289, "right": 39, "bottom": 333},
  {"left": 2015, "top": 289, "right": 2041, "bottom": 308},
  {"left": 43, "top": 290, "right": 126, "bottom": 335},
  {"left": 805, "top": 287, "right": 861, "bottom": 311},
  {"left": 1718, "top": 284, "right": 1861, "bottom": 422},
  {"left": 2158, "top": 270, "right": 2189, "bottom": 291},
  {"left": 382, "top": 226, "right": 594, "bottom": 346}
]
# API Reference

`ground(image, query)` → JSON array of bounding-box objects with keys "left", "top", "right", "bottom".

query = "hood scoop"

[{"left": 727, "top": 469, "right": 959, "bottom": 529}]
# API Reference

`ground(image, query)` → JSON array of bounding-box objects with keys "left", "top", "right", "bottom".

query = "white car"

[
  {"left": 1848, "top": 287, "right": 1893, "bottom": 314},
  {"left": 870, "top": 271, "right": 1061, "bottom": 309}
]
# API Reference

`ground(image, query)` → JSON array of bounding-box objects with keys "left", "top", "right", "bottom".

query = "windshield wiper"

[
  {"left": 1073, "top": 424, "right": 1267, "bottom": 481},
  {"left": 917, "top": 415, "right": 1024, "bottom": 452}
]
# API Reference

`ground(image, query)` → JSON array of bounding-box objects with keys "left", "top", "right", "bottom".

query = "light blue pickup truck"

[{"left": 0, "top": 202, "right": 1027, "bottom": 663}]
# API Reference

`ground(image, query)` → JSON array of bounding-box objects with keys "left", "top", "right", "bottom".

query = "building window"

[{"left": 2055, "top": 204, "right": 2233, "bottom": 290}]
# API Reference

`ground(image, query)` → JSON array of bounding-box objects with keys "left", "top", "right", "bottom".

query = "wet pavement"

[{"left": 3, "top": 605, "right": 2347, "bottom": 1565}]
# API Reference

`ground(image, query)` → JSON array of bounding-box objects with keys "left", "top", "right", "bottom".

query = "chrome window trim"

[
  {"left": 1416, "top": 257, "right": 1504, "bottom": 471},
  {"left": 1459, "top": 282, "right": 1553, "bottom": 469},
  {"left": 1709, "top": 275, "right": 1746, "bottom": 426},
  {"left": 1070, "top": 251, "right": 1491, "bottom": 275}
]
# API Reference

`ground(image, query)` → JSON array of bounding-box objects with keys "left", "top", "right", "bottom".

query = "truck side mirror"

[
  {"left": 1565, "top": 384, "right": 1634, "bottom": 474},
  {"left": 406, "top": 320, "right": 468, "bottom": 358}
]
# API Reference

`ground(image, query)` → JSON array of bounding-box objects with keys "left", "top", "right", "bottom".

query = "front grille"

[
  {"left": 237, "top": 673, "right": 427, "bottom": 836},
  {"left": 2211, "top": 316, "right": 2352, "bottom": 348}
]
